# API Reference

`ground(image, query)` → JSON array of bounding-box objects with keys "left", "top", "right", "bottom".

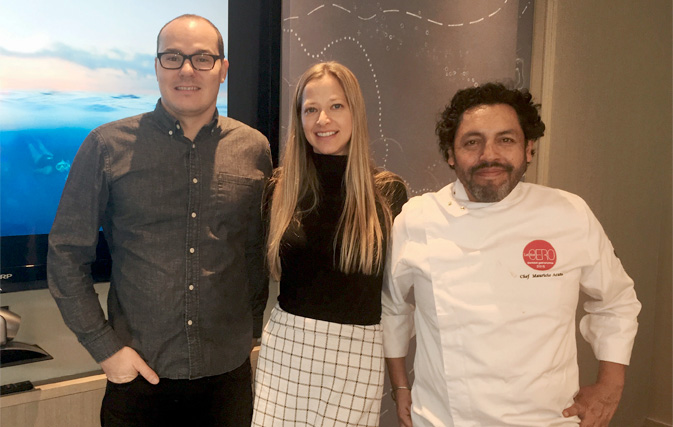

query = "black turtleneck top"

[{"left": 268, "top": 153, "right": 407, "bottom": 325}]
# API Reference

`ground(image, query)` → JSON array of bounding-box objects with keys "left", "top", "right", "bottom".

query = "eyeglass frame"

[{"left": 156, "top": 51, "right": 225, "bottom": 71}]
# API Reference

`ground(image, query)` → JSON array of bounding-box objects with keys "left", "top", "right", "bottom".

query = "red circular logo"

[{"left": 522, "top": 240, "right": 557, "bottom": 270}]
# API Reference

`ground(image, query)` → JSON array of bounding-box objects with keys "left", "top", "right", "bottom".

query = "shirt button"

[
  {"left": 192, "top": 178, "right": 198, "bottom": 184},
  {"left": 176, "top": 124, "right": 181, "bottom": 129},
  {"left": 189, "top": 248, "right": 195, "bottom": 254},
  {"left": 189, "top": 284, "right": 194, "bottom": 291},
  {"left": 168, "top": 130, "right": 173, "bottom": 136},
  {"left": 192, "top": 144, "right": 196, "bottom": 149},
  {"left": 191, "top": 212, "right": 197, "bottom": 218},
  {"left": 187, "top": 320, "right": 193, "bottom": 326}
]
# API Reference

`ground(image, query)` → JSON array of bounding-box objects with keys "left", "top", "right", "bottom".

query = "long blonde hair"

[{"left": 267, "top": 61, "right": 394, "bottom": 281}]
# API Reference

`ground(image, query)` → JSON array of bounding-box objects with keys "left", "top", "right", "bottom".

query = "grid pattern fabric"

[{"left": 252, "top": 304, "right": 384, "bottom": 426}]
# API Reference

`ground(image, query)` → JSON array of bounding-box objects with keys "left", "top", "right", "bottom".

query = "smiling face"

[
  {"left": 155, "top": 17, "right": 228, "bottom": 127},
  {"left": 449, "top": 103, "right": 534, "bottom": 202},
  {"left": 301, "top": 74, "right": 353, "bottom": 156}
]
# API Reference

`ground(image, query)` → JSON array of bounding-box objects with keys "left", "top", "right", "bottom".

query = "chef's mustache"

[{"left": 470, "top": 162, "right": 514, "bottom": 175}]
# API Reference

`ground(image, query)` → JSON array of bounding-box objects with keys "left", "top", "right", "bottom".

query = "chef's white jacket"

[{"left": 382, "top": 180, "right": 640, "bottom": 426}]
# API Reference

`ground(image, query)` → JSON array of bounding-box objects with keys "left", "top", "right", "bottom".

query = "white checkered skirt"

[{"left": 252, "top": 304, "right": 384, "bottom": 426}]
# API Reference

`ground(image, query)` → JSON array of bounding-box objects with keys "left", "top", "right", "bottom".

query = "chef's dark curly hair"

[{"left": 436, "top": 83, "right": 545, "bottom": 164}]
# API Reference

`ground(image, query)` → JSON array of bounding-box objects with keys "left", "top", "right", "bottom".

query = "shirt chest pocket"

[{"left": 214, "top": 173, "right": 262, "bottom": 232}]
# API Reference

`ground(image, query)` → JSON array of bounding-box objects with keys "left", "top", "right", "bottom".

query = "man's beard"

[{"left": 463, "top": 161, "right": 527, "bottom": 202}]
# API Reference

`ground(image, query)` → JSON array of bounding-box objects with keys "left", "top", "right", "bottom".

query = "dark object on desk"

[
  {"left": 1, "top": 341, "right": 53, "bottom": 367},
  {"left": 0, "top": 380, "right": 34, "bottom": 395},
  {"left": 0, "top": 307, "right": 53, "bottom": 367},
  {"left": 0, "top": 307, "right": 21, "bottom": 345}
]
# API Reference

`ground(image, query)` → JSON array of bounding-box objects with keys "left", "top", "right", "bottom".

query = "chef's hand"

[
  {"left": 563, "top": 361, "right": 625, "bottom": 427},
  {"left": 394, "top": 388, "right": 413, "bottom": 427}
]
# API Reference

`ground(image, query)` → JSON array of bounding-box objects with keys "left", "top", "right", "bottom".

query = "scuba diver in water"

[{"left": 27, "top": 137, "right": 70, "bottom": 177}]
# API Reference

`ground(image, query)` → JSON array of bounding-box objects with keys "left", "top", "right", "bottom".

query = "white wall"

[{"left": 533, "top": 0, "right": 672, "bottom": 425}]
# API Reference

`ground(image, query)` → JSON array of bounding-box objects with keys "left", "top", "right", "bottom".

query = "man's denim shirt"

[{"left": 48, "top": 102, "right": 272, "bottom": 379}]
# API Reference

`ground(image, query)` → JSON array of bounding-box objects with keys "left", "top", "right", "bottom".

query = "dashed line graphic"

[
  {"left": 307, "top": 5, "right": 324, "bottom": 15},
  {"left": 332, "top": 3, "right": 351, "bottom": 13},
  {"left": 358, "top": 14, "right": 376, "bottom": 21},
  {"left": 291, "top": 2, "right": 509, "bottom": 28}
]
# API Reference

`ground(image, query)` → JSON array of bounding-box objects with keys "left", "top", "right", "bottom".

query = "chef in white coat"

[{"left": 382, "top": 83, "right": 640, "bottom": 427}]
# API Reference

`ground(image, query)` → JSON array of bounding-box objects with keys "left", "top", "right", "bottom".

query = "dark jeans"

[{"left": 100, "top": 358, "right": 253, "bottom": 427}]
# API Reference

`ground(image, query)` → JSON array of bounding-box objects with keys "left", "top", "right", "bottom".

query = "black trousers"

[{"left": 101, "top": 358, "right": 253, "bottom": 427}]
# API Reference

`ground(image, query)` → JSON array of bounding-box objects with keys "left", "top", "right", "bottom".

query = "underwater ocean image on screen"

[
  {"left": 0, "top": 92, "right": 227, "bottom": 236},
  {"left": 1, "top": 92, "right": 156, "bottom": 236},
  {"left": 0, "top": 0, "right": 228, "bottom": 238}
]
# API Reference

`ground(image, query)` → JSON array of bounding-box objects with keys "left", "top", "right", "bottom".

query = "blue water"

[{"left": 0, "top": 91, "right": 227, "bottom": 236}]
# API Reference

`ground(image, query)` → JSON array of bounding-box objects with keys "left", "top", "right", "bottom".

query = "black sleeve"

[
  {"left": 388, "top": 178, "right": 408, "bottom": 218},
  {"left": 375, "top": 171, "right": 408, "bottom": 218},
  {"left": 247, "top": 140, "right": 273, "bottom": 339}
]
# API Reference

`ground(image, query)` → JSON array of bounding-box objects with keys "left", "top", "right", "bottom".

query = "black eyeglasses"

[{"left": 157, "top": 52, "right": 224, "bottom": 71}]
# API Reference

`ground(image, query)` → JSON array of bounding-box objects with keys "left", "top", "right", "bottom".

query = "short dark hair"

[
  {"left": 157, "top": 14, "right": 224, "bottom": 58},
  {"left": 436, "top": 83, "right": 545, "bottom": 162}
]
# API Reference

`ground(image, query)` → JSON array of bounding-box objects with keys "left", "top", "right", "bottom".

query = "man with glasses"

[{"left": 48, "top": 14, "right": 272, "bottom": 426}]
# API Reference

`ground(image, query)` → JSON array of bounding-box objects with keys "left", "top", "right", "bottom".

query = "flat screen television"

[{"left": 0, "top": 0, "right": 279, "bottom": 293}]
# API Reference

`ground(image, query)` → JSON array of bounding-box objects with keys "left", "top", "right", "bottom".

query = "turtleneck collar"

[{"left": 311, "top": 152, "right": 348, "bottom": 191}]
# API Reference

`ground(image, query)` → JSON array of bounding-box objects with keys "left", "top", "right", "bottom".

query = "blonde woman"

[{"left": 252, "top": 62, "right": 407, "bottom": 426}]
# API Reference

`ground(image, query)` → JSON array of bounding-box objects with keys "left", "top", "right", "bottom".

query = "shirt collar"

[
  {"left": 445, "top": 179, "right": 526, "bottom": 216},
  {"left": 153, "top": 100, "right": 220, "bottom": 139}
]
